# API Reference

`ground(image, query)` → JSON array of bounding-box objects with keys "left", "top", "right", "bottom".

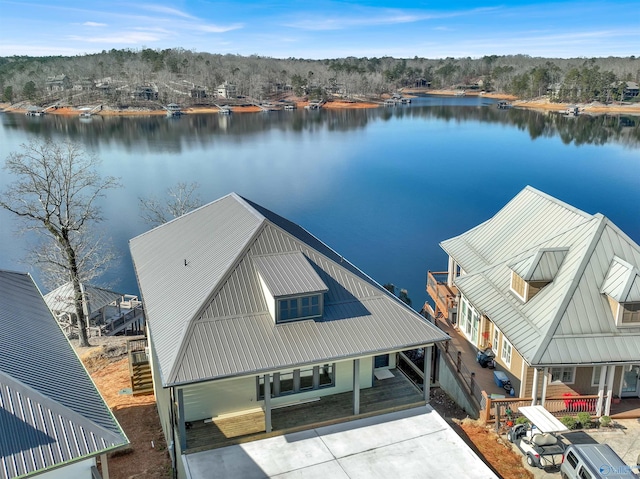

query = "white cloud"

[
  {"left": 137, "top": 4, "right": 196, "bottom": 20},
  {"left": 195, "top": 23, "right": 244, "bottom": 33},
  {"left": 282, "top": 7, "right": 499, "bottom": 31},
  {"left": 67, "top": 31, "right": 165, "bottom": 44},
  {"left": 83, "top": 21, "right": 107, "bottom": 27}
]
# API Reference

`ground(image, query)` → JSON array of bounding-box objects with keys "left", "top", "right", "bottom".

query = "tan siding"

[{"left": 573, "top": 367, "right": 598, "bottom": 394}]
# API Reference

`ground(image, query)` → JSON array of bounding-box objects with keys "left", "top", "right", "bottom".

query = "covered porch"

[{"left": 184, "top": 368, "right": 426, "bottom": 453}]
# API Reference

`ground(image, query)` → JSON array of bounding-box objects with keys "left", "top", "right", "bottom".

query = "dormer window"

[
  {"left": 508, "top": 247, "right": 567, "bottom": 302},
  {"left": 279, "top": 294, "right": 322, "bottom": 322},
  {"left": 621, "top": 303, "right": 640, "bottom": 324},
  {"left": 601, "top": 256, "right": 640, "bottom": 328},
  {"left": 253, "top": 251, "right": 328, "bottom": 324}
]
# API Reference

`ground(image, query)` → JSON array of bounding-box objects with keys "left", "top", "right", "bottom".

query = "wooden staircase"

[{"left": 127, "top": 338, "right": 154, "bottom": 395}]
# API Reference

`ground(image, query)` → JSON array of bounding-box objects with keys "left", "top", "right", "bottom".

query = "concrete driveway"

[
  {"left": 183, "top": 405, "right": 499, "bottom": 479},
  {"left": 510, "top": 418, "right": 640, "bottom": 478}
]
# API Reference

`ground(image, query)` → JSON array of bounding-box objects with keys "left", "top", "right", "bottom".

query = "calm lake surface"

[{"left": 1, "top": 96, "right": 639, "bottom": 308}]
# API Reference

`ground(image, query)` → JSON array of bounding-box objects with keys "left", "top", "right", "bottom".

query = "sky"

[{"left": 0, "top": 0, "right": 638, "bottom": 59}]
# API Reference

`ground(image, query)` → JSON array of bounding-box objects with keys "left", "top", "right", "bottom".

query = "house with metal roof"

[
  {"left": 129, "top": 193, "right": 449, "bottom": 478},
  {"left": 0, "top": 270, "right": 129, "bottom": 479},
  {"left": 43, "top": 282, "right": 144, "bottom": 337},
  {"left": 427, "top": 186, "right": 640, "bottom": 417}
]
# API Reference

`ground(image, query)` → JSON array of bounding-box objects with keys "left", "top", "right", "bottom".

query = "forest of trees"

[{"left": 0, "top": 49, "right": 638, "bottom": 107}]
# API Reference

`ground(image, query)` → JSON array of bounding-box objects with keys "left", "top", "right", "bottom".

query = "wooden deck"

[
  {"left": 426, "top": 271, "right": 458, "bottom": 321},
  {"left": 610, "top": 397, "right": 640, "bottom": 419},
  {"left": 185, "top": 369, "right": 425, "bottom": 453}
]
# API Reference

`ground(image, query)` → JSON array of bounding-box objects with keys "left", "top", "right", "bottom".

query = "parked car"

[
  {"left": 507, "top": 405, "right": 568, "bottom": 469},
  {"left": 561, "top": 444, "right": 639, "bottom": 479}
]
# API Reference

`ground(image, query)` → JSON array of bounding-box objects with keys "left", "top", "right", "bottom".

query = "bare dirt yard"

[
  {"left": 78, "top": 337, "right": 531, "bottom": 479},
  {"left": 76, "top": 337, "right": 171, "bottom": 479}
]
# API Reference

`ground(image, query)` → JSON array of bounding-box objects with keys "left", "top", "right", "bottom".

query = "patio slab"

[{"left": 183, "top": 405, "right": 499, "bottom": 479}]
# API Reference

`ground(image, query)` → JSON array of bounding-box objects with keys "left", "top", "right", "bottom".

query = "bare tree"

[
  {"left": 139, "top": 181, "right": 203, "bottom": 226},
  {"left": 0, "top": 139, "right": 120, "bottom": 346}
]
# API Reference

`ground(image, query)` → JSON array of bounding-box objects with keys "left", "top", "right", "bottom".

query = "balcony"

[{"left": 426, "top": 271, "right": 458, "bottom": 321}]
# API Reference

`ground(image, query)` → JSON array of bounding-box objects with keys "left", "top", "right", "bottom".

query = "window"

[
  {"left": 510, "top": 271, "right": 526, "bottom": 300},
  {"left": 459, "top": 300, "right": 467, "bottom": 331},
  {"left": 591, "top": 366, "right": 603, "bottom": 387},
  {"left": 257, "top": 364, "right": 335, "bottom": 399},
  {"left": 621, "top": 303, "right": 640, "bottom": 324},
  {"left": 550, "top": 367, "right": 575, "bottom": 384},
  {"left": 606, "top": 295, "right": 640, "bottom": 328},
  {"left": 565, "top": 451, "right": 578, "bottom": 469},
  {"left": 492, "top": 327, "right": 500, "bottom": 354},
  {"left": 278, "top": 294, "right": 322, "bottom": 322},
  {"left": 501, "top": 338, "right": 512, "bottom": 368},
  {"left": 578, "top": 466, "right": 593, "bottom": 479},
  {"left": 374, "top": 354, "right": 390, "bottom": 368}
]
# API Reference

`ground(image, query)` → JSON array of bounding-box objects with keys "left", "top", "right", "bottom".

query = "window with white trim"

[
  {"left": 278, "top": 294, "right": 322, "bottom": 323},
  {"left": 550, "top": 367, "right": 575, "bottom": 384},
  {"left": 621, "top": 302, "right": 640, "bottom": 325},
  {"left": 257, "top": 363, "right": 335, "bottom": 399},
  {"left": 605, "top": 296, "right": 640, "bottom": 328},
  {"left": 591, "top": 366, "right": 603, "bottom": 387},
  {"left": 492, "top": 327, "right": 500, "bottom": 354},
  {"left": 501, "top": 338, "right": 512, "bottom": 368}
]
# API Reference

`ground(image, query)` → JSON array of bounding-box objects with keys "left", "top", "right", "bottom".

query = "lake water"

[{"left": 1, "top": 96, "right": 639, "bottom": 308}]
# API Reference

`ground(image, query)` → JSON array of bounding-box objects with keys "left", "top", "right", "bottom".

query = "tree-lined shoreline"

[{"left": 1, "top": 50, "right": 638, "bottom": 115}]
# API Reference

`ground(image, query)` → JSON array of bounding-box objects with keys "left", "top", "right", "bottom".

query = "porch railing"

[
  {"left": 426, "top": 271, "right": 457, "bottom": 321},
  {"left": 480, "top": 390, "right": 600, "bottom": 425},
  {"left": 439, "top": 340, "right": 483, "bottom": 408}
]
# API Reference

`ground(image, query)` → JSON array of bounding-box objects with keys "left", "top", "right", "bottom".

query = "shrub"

[
  {"left": 576, "top": 412, "right": 592, "bottom": 428},
  {"left": 599, "top": 415, "right": 612, "bottom": 427},
  {"left": 515, "top": 416, "right": 530, "bottom": 425},
  {"left": 561, "top": 416, "right": 579, "bottom": 430}
]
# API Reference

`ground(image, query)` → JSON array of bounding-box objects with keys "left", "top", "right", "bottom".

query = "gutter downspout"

[{"left": 169, "top": 387, "right": 178, "bottom": 479}]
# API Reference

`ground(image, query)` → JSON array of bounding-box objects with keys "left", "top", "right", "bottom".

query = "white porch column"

[
  {"left": 423, "top": 346, "right": 432, "bottom": 402},
  {"left": 353, "top": 359, "right": 360, "bottom": 415},
  {"left": 604, "top": 365, "right": 616, "bottom": 416},
  {"left": 531, "top": 368, "right": 539, "bottom": 406},
  {"left": 177, "top": 388, "right": 186, "bottom": 450},
  {"left": 264, "top": 374, "right": 272, "bottom": 433},
  {"left": 596, "top": 366, "right": 607, "bottom": 416},
  {"left": 541, "top": 367, "right": 549, "bottom": 407},
  {"left": 447, "top": 257, "right": 455, "bottom": 287},
  {"left": 100, "top": 453, "right": 109, "bottom": 479}
]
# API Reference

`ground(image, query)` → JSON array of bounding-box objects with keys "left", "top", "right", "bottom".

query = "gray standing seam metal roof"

[
  {"left": 0, "top": 270, "right": 128, "bottom": 479},
  {"left": 253, "top": 251, "right": 328, "bottom": 297},
  {"left": 442, "top": 186, "right": 640, "bottom": 366},
  {"left": 130, "top": 193, "right": 449, "bottom": 387}
]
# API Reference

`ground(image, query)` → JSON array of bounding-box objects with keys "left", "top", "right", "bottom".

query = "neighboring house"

[
  {"left": 0, "top": 270, "right": 128, "bottom": 479},
  {"left": 216, "top": 82, "right": 236, "bottom": 99},
  {"left": 190, "top": 86, "right": 206, "bottom": 99},
  {"left": 131, "top": 84, "right": 158, "bottom": 101},
  {"left": 45, "top": 74, "right": 71, "bottom": 92},
  {"left": 430, "top": 186, "right": 640, "bottom": 416},
  {"left": 624, "top": 81, "right": 639, "bottom": 99},
  {"left": 43, "top": 282, "right": 144, "bottom": 337},
  {"left": 129, "top": 193, "right": 449, "bottom": 479},
  {"left": 73, "top": 78, "right": 95, "bottom": 92}
]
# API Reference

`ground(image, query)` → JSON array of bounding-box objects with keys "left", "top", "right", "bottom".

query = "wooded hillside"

[{"left": 1, "top": 49, "right": 639, "bottom": 106}]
